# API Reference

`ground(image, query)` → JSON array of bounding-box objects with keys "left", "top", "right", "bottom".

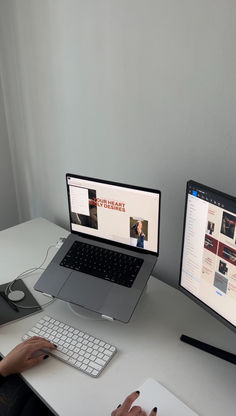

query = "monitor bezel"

[
  {"left": 179, "top": 180, "right": 236, "bottom": 333},
  {"left": 66, "top": 173, "right": 161, "bottom": 257}
]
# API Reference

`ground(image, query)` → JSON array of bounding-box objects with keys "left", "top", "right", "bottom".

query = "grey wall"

[
  {"left": 0, "top": 0, "right": 235, "bottom": 286},
  {"left": 0, "top": 71, "right": 19, "bottom": 230}
]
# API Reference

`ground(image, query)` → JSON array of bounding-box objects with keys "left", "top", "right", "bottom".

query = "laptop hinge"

[{"left": 101, "top": 314, "right": 114, "bottom": 321}]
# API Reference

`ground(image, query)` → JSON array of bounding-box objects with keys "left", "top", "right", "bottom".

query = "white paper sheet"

[{"left": 135, "top": 378, "right": 198, "bottom": 416}]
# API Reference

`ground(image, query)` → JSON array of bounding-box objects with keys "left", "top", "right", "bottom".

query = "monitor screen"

[
  {"left": 179, "top": 181, "right": 236, "bottom": 330},
  {"left": 66, "top": 174, "right": 160, "bottom": 254}
]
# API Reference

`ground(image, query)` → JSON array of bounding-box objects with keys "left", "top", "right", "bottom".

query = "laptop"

[{"left": 34, "top": 174, "right": 161, "bottom": 322}]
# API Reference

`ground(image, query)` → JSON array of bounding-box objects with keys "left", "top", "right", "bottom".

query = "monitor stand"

[{"left": 180, "top": 334, "right": 236, "bottom": 365}]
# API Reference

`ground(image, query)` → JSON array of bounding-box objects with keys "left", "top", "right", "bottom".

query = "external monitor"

[{"left": 179, "top": 180, "right": 236, "bottom": 364}]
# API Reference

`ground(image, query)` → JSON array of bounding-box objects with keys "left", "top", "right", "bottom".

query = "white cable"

[
  {"left": 5, "top": 245, "right": 56, "bottom": 294},
  {"left": 4, "top": 244, "right": 57, "bottom": 309}
]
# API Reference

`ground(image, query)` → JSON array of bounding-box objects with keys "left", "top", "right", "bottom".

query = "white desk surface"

[{"left": 0, "top": 218, "right": 235, "bottom": 416}]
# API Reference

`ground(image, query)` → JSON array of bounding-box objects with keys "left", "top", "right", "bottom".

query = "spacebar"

[{"left": 79, "top": 266, "right": 105, "bottom": 278}]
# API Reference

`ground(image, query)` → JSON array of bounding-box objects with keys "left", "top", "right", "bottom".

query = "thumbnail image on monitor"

[{"left": 179, "top": 180, "right": 236, "bottom": 333}]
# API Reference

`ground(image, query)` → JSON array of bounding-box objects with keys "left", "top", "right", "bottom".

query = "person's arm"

[{"left": 0, "top": 337, "right": 57, "bottom": 377}]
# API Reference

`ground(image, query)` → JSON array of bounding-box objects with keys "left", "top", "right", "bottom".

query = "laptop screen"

[{"left": 66, "top": 174, "right": 160, "bottom": 254}]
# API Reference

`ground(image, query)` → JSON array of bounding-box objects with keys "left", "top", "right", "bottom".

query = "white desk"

[{"left": 0, "top": 218, "right": 235, "bottom": 416}]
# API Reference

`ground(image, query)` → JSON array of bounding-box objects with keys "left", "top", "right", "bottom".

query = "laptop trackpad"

[{"left": 58, "top": 271, "right": 110, "bottom": 310}]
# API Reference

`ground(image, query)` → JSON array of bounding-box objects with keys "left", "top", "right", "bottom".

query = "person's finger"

[
  {"left": 25, "top": 353, "right": 49, "bottom": 369},
  {"left": 26, "top": 336, "right": 54, "bottom": 345},
  {"left": 129, "top": 405, "right": 143, "bottom": 415},
  {"left": 140, "top": 411, "right": 147, "bottom": 416},
  {"left": 24, "top": 337, "right": 54, "bottom": 348},
  {"left": 149, "top": 407, "right": 157, "bottom": 416},
  {"left": 27, "top": 340, "right": 57, "bottom": 354},
  {"left": 23, "top": 336, "right": 43, "bottom": 344},
  {"left": 111, "top": 403, "right": 121, "bottom": 416},
  {"left": 121, "top": 391, "right": 140, "bottom": 413},
  {"left": 31, "top": 339, "right": 56, "bottom": 349}
]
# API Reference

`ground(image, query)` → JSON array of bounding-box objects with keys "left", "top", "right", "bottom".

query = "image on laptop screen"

[
  {"left": 66, "top": 175, "right": 160, "bottom": 254},
  {"left": 180, "top": 181, "right": 236, "bottom": 328}
]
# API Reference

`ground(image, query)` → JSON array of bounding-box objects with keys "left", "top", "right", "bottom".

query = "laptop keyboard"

[
  {"left": 60, "top": 241, "right": 143, "bottom": 288},
  {"left": 22, "top": 315, "right": 117, "bottom": 377}
]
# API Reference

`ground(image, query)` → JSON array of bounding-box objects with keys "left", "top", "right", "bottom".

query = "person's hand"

[
  {"left": 111, "top": 391, "right": 157, "bottom": 416},
  {"left": 0, "top": 337, "right": 57, "bottom": 377}
]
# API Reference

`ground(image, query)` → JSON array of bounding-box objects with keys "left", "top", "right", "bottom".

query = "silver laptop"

[{"left": 34, "top": 174, "right": 161, "bottom": 322}]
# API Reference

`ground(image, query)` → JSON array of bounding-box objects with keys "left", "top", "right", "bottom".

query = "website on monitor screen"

[
  {"left": 67, "top": 176, "right": 160, "bottom": 253},
  {"left": 181, "top": 187, "right": 236, "bottom": 327}
]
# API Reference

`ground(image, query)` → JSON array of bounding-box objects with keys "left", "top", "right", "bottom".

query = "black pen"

[{"left": 0, "top": 291, "right": 19, "bottom": 312}]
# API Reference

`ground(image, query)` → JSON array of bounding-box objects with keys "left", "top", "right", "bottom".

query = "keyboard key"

[
  {"left": 28, "top": 330, "right": 36, "bottom": 337},
  {"left": 90, "top": 361, "right": 102, "bottom": 371},
  {"left": 73, "top": 353, "right": 79, "bottom": 359},
  {"left": 104, "top": 349, "right": 113, "bottom": 356},
  {"left": 110, "top": 346, "right": 116, "bottom": 352},
  {"left": 75, "top": 361, "right": 82, "bottom": 368},
  {"left": 95, "top": 358, "right": 106, "bottom": 366},
  {"left": 52, "top": 350, "right": 69, "bottom": 361}
]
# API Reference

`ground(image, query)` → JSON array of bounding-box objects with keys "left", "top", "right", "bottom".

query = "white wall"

[
  {"left": 0, "top": 0, "right": 235, "bottom": 286},
  {"left": 0, "top": 73, "right": 19, "bottom": 230}
]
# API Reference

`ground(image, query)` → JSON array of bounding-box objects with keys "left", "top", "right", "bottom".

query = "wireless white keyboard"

[{"left": 22, "top": 315, "right": 117, "bottom": 377}]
